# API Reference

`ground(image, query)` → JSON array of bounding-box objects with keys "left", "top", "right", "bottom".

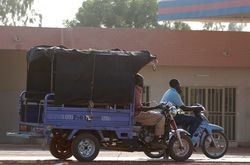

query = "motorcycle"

[
  {"left": 179, "top": 104, "right": 228, "bottom": 159},
  {"left": 128, "top": 102, "right": 193, "bottom": 161}
]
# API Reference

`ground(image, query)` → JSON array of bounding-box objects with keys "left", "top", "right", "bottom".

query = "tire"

[
  {"left": 202, "top": 131, "right": 228, "bottom": 159},
  {"left": 144, "top": 148, "right": 165, "bottom": 158},
  {"left": 71, "top": 133, "right": 100, "bottom": 162},
  {"left": 169, "top": 134, "right": 193, "bottom": 161},
  {"left": 49, "top": 137, "right": 72, "bottom": 160}
]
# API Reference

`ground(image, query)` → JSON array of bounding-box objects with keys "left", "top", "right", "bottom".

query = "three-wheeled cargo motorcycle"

[{"left": 7, "top": 46, "right": 193, "bottom": 161}]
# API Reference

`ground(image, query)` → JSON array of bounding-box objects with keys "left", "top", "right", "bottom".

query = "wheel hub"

[{"left": 78, "top": 139, "right": 95, "bottom": 157}]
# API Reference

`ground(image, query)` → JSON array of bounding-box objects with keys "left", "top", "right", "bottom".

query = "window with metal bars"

[
  {"left": 182, "top": 87, "right": 236, "bottom": 141},
  {"left": 142, "top": 86, "right": 150, "bottom": 104}
]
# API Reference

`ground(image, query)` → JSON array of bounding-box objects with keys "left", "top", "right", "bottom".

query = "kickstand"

[{"left": 163, "top": 149, "right": 169, "bottom": 160}]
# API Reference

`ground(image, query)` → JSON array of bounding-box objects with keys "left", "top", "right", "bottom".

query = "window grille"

[
  {"left": 142, "top": 86, "right": 150, "bottom": 104},
  {"left": 182, "top": 87, "right": 236, "bottom": 140}
]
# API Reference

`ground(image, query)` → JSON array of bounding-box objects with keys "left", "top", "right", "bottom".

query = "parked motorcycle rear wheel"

[
  {"left": 201, "top": 131, "right": 228, "bottom": 159},
  {"left": 169, "top": 134, "right": 193, "bottom": 161}
]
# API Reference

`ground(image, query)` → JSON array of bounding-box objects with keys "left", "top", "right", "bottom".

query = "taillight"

[{"left": 19, "top": 124, "right": 28, "bottom": 132}]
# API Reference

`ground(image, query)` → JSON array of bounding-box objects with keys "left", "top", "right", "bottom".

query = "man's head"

[
  {"left": 169, "top": 79, "right": 180, "bottom": 88},
  {"left": 169, "top": 79, "right": 182, "bottom": 94},
  {"left": 135, "top": 74, "right": 144, "bottom": 88}
]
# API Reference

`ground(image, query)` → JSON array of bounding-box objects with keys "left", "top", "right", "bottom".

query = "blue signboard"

[{"left": 158, "top": 0, "right": 250, "bottom": 21}]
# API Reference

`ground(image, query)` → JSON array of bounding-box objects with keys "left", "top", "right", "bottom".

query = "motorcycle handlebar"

[
  {"left": 160, "top": 102, "right": 178, "bottom": 117},
  {"left": 159, "top": 102, "right": 206, "bottom": 117}
]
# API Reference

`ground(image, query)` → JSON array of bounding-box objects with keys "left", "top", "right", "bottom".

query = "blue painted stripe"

[
  {"left": 158, "top": 0, "right": 230, "bottom": 8},
  {"left": 158, "top": 6, "right": 250, "bottom": 21}
]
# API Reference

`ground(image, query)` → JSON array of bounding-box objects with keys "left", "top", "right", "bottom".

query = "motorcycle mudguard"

[
  {"left": 208, "top": 123, "right": 224, "bottom": 133},
  {"left": 172, "top": 128, "right": 190, "bottom": 137}
]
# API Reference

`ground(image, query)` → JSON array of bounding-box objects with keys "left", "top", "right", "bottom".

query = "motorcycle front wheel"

[
  {"left": 201, "top": 131, "right": 228, "bottom": 159},
  {"left": 169, "top": 134, "right": 193, "bottom": 161}
]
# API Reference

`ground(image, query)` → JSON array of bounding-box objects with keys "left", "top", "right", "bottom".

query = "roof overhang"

[{"left": 158, "top": 0, "right": 250, "bottom": 22}]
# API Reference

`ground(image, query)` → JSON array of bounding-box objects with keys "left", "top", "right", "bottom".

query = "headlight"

[
  {"left": 170, "top": 107, "right": 177, "bottom": 117},
  {"left": 166, "top": 102, "right": 173, "bottom": 107}
]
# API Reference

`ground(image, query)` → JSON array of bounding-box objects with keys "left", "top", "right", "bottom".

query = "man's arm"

[
  {"left": 179, "top": 105, "right": 203, "bottom": 112},
  {"left": 164, "top": 90, "right": 203, "bottom": 112},
  {"left": 139, "top": 104, "right": 162, "bottom": 112}
]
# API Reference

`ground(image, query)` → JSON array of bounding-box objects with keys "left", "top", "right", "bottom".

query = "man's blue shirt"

[{"left": 160, "top": 88, "right": 184, "bottom": 107}]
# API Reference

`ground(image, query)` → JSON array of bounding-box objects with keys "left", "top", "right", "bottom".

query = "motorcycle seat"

[{"left": 135, "top": 122, "right": 142, "bottom": 126}]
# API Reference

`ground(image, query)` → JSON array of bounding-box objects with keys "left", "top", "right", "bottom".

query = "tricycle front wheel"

[{"left": 71, "top": 133, "right": 100, "bottom": 162}]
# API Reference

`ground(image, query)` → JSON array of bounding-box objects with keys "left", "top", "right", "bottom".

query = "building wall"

[
  {"left": 140, "top": 66, "right": 250, "bottom": 145},
  {"left": 1, "top": 26, "right": 250, "bottom": 68},
  {"left": 0, "top": 27, "right": 249, "bottom": 145},
  {"left": 0, "top": 50, "right": 27, "bottom": 143}
]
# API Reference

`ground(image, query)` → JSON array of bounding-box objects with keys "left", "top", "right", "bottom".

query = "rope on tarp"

[{"left": 89, "top": 52, "right": 97, "bottom": 110}]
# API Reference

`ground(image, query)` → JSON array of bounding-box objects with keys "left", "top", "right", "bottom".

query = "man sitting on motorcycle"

[
  {"left": 160, "top": 79, "right": 203, "bottom": 137},
  {"left": 134, "top": 74, "right": 165, "bottom": 145}
]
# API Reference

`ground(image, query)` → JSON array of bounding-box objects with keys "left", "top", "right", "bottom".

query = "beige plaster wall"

[{"left": 0, "top": 50, "right": 27, "bottom": 143}]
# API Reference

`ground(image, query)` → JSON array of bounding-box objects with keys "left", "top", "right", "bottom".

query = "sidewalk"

[
  {"left": 0, "top": 144, "right": 46, "bottom": 151},
  {"left": 0, "top": 144, "right": 250, "bottom": 156},
  {"left": 225, "top": 147, "right": 250, "bottom": 155},
  {"left": 0, "top": 144, "right": 250, "bottom": 164}
]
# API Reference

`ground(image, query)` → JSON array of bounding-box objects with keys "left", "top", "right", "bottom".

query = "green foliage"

[
  {"left": 228, "top": 23, "right": 246, "bottom": 31},
  {"left": 64, "top": 0, "right": 190, "bottom": 30},
  {"left": 172, "top": 21, "right": 191, "bottom": 30},
  {"left": 157, "top": 21, "right": 191, "bottom": 30},
  {"left": 0, "top": 0, "right": 42, "bottom": 26},
  {"left": 203, "top": 22, "right": 226, "bottom": 31},
  {"left": 203, "top": 22, "right": 246, "bottom": 31}
]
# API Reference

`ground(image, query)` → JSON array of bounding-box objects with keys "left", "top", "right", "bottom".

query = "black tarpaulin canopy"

[{"left": 26, "top": 46, "right": 156, "bottom": 106}]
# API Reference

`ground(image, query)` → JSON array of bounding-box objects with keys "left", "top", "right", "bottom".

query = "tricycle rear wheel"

[{"left": 49, "top": 136, "right": 72, "bottom": 160}]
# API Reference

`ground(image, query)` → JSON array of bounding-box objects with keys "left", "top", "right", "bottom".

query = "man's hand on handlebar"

[
  {"left": 192, "top": 105, "right": 205, "bottom": 117},
  {"left": 155, "top": 103, "right": 164, "bottom": 109}
]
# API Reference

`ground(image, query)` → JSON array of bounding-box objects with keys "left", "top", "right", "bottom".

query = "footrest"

[{"left": 6, "top": 132, "right": 44, "bottom": 139}]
